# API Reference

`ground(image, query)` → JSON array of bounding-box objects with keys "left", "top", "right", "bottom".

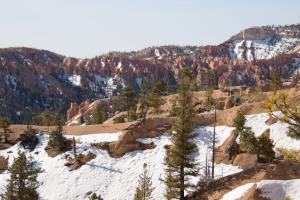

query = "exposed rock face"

[
  {"left": 1, "top": 24, "right": 300, "bottom": 122},
  {"left": 233, "top": 153, "right": 257, "bottom": 169},
  {"left": 92, "top": 118, "right": 171, "bottom": 158}
]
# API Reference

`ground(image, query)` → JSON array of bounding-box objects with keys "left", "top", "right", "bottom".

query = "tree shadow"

[{"left": 85, "top": 163, "right": 123, "bottom": 173}]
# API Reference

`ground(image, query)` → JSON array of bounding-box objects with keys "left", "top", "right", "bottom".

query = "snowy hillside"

[
  {"left": 0, "top": 127, "right": 240, "bottom": 200},
  {"left": 229, "top": 37, "right": 300, "bottom": 61},
  {"left": 0, "top": 112, "right": 299, "bottom": 200}
]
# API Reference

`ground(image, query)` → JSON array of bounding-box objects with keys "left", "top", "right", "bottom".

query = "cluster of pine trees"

[{"left": 114, "top": 80, "right": 165, "bottom": 124}]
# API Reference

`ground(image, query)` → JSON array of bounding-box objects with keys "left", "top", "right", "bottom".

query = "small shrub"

[
  {"left": 277, "top": 148, "right": 300, "bottom": 163},
  {"left": 20, "top": 126, "right": 39, "bottom": 151},
  {"left": 113, "top": 114, "right": 126, "bottom": 123},
  {"left": 285, "top": 196, "right": 292, "bottom": 200},
  {"left": 257, "top": 134, "right": 275, "bottom": 162},
  {"left": 89, "top": 193, "right": 104, "bottom": 200},
  {"left": 47, "top": 126, "right": 67, "bottom": 151}
]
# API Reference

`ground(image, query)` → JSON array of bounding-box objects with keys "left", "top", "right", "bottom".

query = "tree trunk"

[
  {"left": 211, "top": 106, "right": 216, "bottom": 179},
  {"left": 180, "top": 165, "right": 184, "bottom": 200},
  {"left": 73, "top": 137, "right": 77, "bottom": 158}
]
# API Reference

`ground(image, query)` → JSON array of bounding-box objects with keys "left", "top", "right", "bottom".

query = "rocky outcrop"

[
  {"left": 1, "top": 24, "right": 300, "bottom": 123},
  {"left": 233, "top": 153, "right": 257, "bottom": 169},
  {"left": 66, "top": 100, "right": 90, "bottom": 121},
  {"left": 92, "top": 118, "right": 172, "bottom": 158}
]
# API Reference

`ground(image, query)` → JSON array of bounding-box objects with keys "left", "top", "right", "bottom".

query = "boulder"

[
  {"left": 265, "top": 116, "right": 278, "bottom": 125},
  {"left": 108, "top": 141, "right": 156, "bottom": 158},
  {"left": 215, "top": 131, "right": 239, "bottom": 164},
  {"left": 224, "top": 96, "right": 235, "bottom": 109},
  {"left": 233, "top": 153, "right": 257, "bottom": 169},
  {"left": 0, "top": 156, "right": 8, "bottom": 171}
]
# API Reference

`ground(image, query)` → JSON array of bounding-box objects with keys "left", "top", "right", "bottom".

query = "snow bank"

[
  {"left": 222, "top": 179, "right": 300, "bottom": 200},
  {"left": 221, "top": 182, "right": 255, "bottom": 200},
  {"left": 257, "top": 179, "right": 300, "bottom": 200}
]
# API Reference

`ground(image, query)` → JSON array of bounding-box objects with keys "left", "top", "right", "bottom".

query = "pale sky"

[{"left": 0, "top": 0, "right": 299, "bottom": 58}]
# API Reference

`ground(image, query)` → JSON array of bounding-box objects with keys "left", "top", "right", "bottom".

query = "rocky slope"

[{"left": 1, "top": 24, "right": 300, "bottom": 122}]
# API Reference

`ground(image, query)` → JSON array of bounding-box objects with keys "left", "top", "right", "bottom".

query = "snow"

[
  {"left": 117, "top": 61, "right": 122, "bottom": 70},
  {"left": 221, "top": 182, "right": 255, "bottom": 200},
  {"left": 68, "top": 74, "right": 81, "bottom": 87},
  {"left": 257, "top": 179, "right": 300, "bottom": 200},
  {"left": 135, "top": 77, "right": 146, "bottom": 88},
  {"left": 4, "top": 75, "right": 17, "bottom": 91},
  {"left": 230, "top": 37, "right": 300, "bottom": 61},
  {"left": 65, "top": 133, "right": 122, "bottom": 143},
  {"left": 245, "top": 112, "right": 300, "bottom": 150},
  {"left": 222, "top": 179, "right": 300, "bottom": 200},
  {"left": 0, "top": 125, "right": 241, "bottom": 200}
]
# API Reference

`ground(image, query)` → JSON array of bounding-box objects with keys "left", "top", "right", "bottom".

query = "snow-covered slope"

[
  {"left": 229, "top": 37, "right": 300, "bottom": 61},
  {"left": 0, "top": 112, "right": 299, "bottom": 200},
  {"left": 0, "top": 127, "right": 241, "bottom": 200},
  {"left": 221, "top": 179, "right": 300, "bottom": 200}
]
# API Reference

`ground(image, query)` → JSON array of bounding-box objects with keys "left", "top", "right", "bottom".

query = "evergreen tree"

[
  {"left": 153, "top": 81, "right": 166, "bottom": 96},
  {"left": 164, "top": 68, "right": 198, "bottom": 200},
  {"left": 147, "top": 93, "right": 163, "bottom": 114},
  {"left": 239, "top": 127, "right": 257, "bottom": 153},
  {"left": 134, "top": 163, "right": 154, "bottom": 200},
  {"left": 32, "top": 111, "right": 59, "bottom": 126},
  {"left": 229, "top": 111, "right": 247, "bottom": 159},
  {"left": 88, "top": 193, "right": 104, "bottom": 200},
  {"left": 47, "top": 115, "right": 67, "bottom": 151},
  {"left": 117, "top": 86, "right": 138, "bottom": 119},
  {"left": 256, "top": 134, "right": 275, "bottom": 162},
  {"left": 2, "top": 151, "right": 42, "bottom": 200},
  {"left": 169, "top": 98, "right": 178, "bottom": 117},
  {"left": 20, "top": 126, "right": 39, "bottom": 151},
  {"left": 0, "top": 117, "right": 11, "bottom": 143},
  {"left": 271, "top": 70, "right": 282, "bottom": 94},
  {"left": 93, "top": 105, "right": 108, "bottom": 124}
]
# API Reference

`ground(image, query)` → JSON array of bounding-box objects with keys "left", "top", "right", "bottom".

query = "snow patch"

[{"left": 68, "top": 74, "right": 81, "bottom": 87}]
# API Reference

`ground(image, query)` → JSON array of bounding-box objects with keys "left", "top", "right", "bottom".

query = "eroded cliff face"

[{"left": 1, "top": 25, "right": 300, "bottom": 122}]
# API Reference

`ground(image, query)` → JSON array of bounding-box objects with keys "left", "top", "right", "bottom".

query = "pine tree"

[
  {"left": 2, "top": 151, "right": 42, "bottom": 200},
  {"left": 88, "top": 193, "right": 104, "bottom": 200},
  {"left": 47, "top": 115, "right": 67, "bottom": 151},
  {"left": 271, "top": 70, "right": 282, "bottom": 94},
  {"left": 229, "top": 111, "right": 247, "bottom": 157},
  {"left": 117, "top": 86, "right": 138, "bottom": 119},
  {"left": 256, "top": 134, "right": 275, "bottom": 162},
  {"left": 239, "top": 127, "right": 257, "bottom": 153},
  {"left": 134, "top": 163, "right": 154, "bottom": 200},
  {"left": 153, "top": 81, "right": 166, "bottom": 96},
  {"left": 164, "top": 68, "right": 198, "bottom": 200},
  {"left": 20, "top": 126, "right": 39, "bottom": 151},
  {"left": 93, "top": 105, "right": 108, "bottom": 124}
]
